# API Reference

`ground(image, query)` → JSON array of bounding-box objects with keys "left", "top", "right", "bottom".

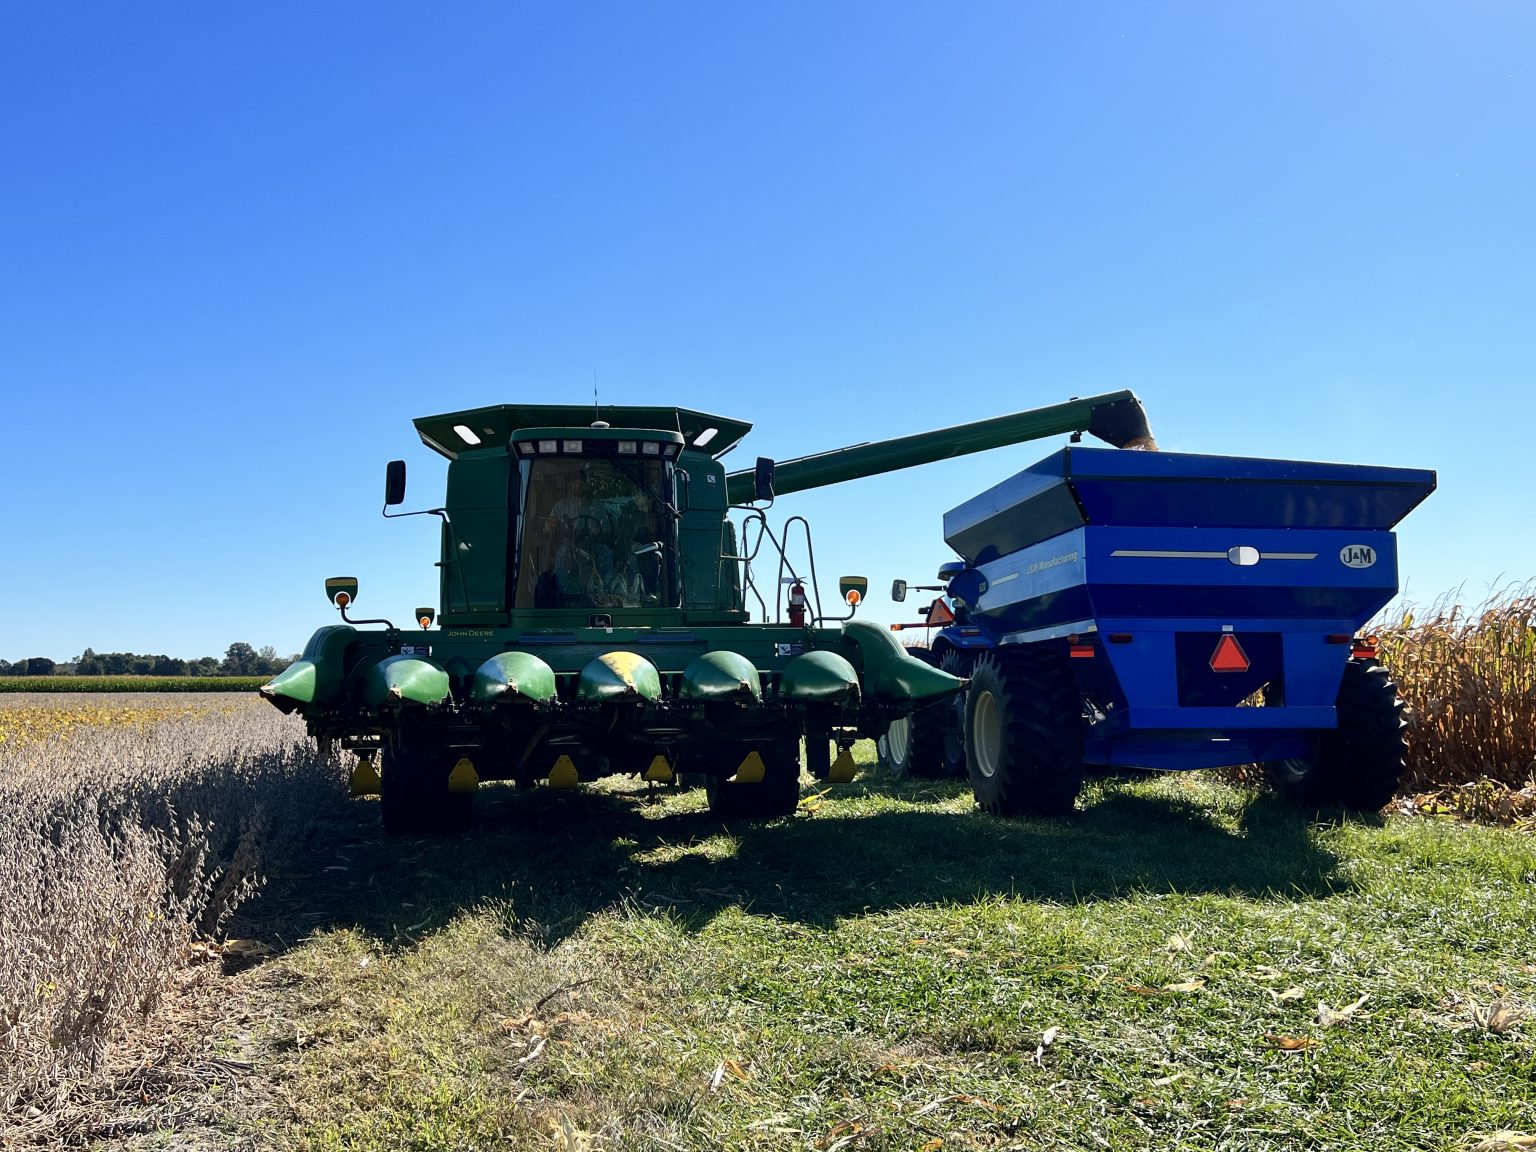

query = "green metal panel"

[
  {"left": 779, "top": 650, "right": 860, "bottom": 702},
  {"left": 439, "top": 450, "right": 511, "bottom": 626},
  {"left": 680, "top": 650, "right": 762, "bottom": 701},
  {"left": 471, "top": 650, "right": 558, "bottom": 704},
  {"left": 261, "top": 624, "right": 356, "bottom": 710},
  {"left": 677, "top": 452, "right": 732, "bottom": 613},
  {"left": 363, "top": 655, "right": 451, "bottom": 708},
  {"left": 259, "top": 660, "right": 316, "bottom": 711},
  {"left": 577, "top": 651, "right": 664, "bottom": 701},
  {"left": 843, "top": 619, "right": 965, "bottom": 703},
  {"left": 874, "top": 655, "right": 967, "bottom": 702}
]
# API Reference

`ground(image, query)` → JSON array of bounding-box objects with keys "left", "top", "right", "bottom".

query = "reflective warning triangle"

[
  {"left": 927, "top": 598, "right": 955, "bottom": 626},
  {"left": 1209, "top": 633, "right": 1250, "bottom": 673}
]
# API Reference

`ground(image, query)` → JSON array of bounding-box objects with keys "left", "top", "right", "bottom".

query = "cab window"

[{"left": 514, "top": 457, "right": 672, "bottom": 609}]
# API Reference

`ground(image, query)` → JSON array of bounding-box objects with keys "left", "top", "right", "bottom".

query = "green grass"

[
  {"left": 0, "top": 675, "right": 269, "bottom": 692},
  {"left": 229, "top": 748, "right": 1536, "bottom": 1151}
]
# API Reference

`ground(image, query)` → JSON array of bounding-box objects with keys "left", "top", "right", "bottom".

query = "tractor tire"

[
  {"left": 1267, "top": 659, "right": 1407, "bottom": 812},
  {"left": 964, "top": 647, "right": 1084, "bottom": 817},
  {"left": 705, "top": 738, "right": 802, "bottom": 821},
  {"left": 879, "top": 649, "right": 970, "bottom": 779},
  {"left": 380, "top": 738, "right": 472, "bottom": 835}
]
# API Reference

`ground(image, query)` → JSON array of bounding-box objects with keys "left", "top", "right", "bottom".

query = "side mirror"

[
  {"left": 753, "top": 456, "right": 776, "bottom": 502},
  {"left": 385, "top": 460, "right": 407, "bottom": 506},
  {"left": 891, "top": 579, "right": 908, "bottom": 603},
  {"left": 674, "top": 468, "right": 691, "bottom": 513}
]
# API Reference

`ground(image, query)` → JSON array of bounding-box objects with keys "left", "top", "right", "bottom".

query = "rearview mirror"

[
  {"left": 753, "top": 457, "right": 775, "bottom": 502},
  {"left": 385, "top": 460, "right": 406, "bottom": 506},
  {"left": 891, "top": 579, "right": 908, "bottom": 603}
]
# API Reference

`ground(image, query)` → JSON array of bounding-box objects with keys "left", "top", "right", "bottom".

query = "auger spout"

[{"left": 724, "top": 389, "right": 1154, "bottom": 505}]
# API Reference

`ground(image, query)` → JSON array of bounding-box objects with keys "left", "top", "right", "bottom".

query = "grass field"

[
  {"left": 215, "top": 758, "right": 1536, "bottom": 1152},
  {"left": 2, "top": 694, "right": 1533, "bottom": 1150}
]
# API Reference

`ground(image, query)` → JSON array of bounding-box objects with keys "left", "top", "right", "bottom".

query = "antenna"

[{"left": 593, "top": 369, "right": 599, "bottom": 422}]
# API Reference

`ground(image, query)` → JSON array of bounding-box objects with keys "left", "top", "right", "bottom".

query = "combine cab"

[
  {"left": 888, "top": 446, "right": 1436, "bottom": 815},
  {"left": 261, "top": 392, "right": 1156, "bottom": 833}
]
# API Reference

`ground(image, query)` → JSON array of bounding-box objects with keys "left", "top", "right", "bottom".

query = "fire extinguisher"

[{"left": 787, "top": 580, "right": 809, "bottom": 627}]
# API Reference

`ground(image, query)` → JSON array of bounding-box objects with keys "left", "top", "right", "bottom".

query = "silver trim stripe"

[
  {"left": 1109, "top": 549, "right": 1317, "bottom": 560},
  {"left": 1000, "top": 619, "right": 1097, "bottom": 645}
]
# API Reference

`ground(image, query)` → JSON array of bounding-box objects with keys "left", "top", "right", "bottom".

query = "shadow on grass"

[{"left": 232, "top": 772, "right": 1350, "bottom": 956}]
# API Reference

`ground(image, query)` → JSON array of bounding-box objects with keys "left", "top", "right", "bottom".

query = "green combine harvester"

[{"left": 261, "top": 391, "right": 1154, "bottom": 833}]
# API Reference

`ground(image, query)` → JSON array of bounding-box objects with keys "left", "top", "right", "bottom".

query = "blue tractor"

[{"left": 882, "top": 443, "right": 1436, "bottom": 816}]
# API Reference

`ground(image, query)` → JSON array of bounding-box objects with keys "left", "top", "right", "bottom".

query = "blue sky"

[{"left": 2, "top": 3, "right": 1532, "bottom": 662}]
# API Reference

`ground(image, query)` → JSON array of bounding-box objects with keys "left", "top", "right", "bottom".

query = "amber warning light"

[{"left": 325, "top": 577, "right": 359, "bottom": 609}]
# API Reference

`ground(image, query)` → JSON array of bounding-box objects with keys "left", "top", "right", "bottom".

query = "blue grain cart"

[{"left": 883, "top": 446, "right": 1436, "bottom": 816}]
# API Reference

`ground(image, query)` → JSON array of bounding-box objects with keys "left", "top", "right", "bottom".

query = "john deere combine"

[{"left": 261, "top": 391, "right": 1154, "bottom": 833}]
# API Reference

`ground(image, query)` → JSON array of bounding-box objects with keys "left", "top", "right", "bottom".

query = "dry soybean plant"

[{"left": 0, "top": 695, "right": 345, "bottom": 1116}]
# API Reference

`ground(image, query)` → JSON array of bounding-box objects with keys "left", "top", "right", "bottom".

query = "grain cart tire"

[
  {"left": 879, "top": 649, "right": 969, "bottom": 779},
  {"left": 706, "top": 738, "right": 802, "bottom": 820},
  {"left": 1267, "top": 659, "right": 1407, "bottom": 812},
  {"left": 381, "top": 737, "right": 472, "bottom": 835},
  {"left": 964, "top": 648, "right": 1084, "bottom": 817}
]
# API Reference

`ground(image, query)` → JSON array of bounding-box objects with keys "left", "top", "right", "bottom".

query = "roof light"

[
  {"left": 563, "top": 440, "right": 583, "bottom": 453},
  {"left": 663, "top": 442, "right": 681, "bottom": 458},
  {"left": 618, "top": 441, "right": 637, "bottom": 455},
  {"left": 693, "top": 427, "right": 719, "bottom": 448},
  {"left": 538, "top": 439, "right": 557, "bottom": 454},
  {"left": 517, "top": 441, "right": 535, "bottom": 454},
  {"left": 642, "top": 441, "right": 660, "bottom": 456},
  {"left": 453, "top": 424, "right": 482, "bottom": 446}
]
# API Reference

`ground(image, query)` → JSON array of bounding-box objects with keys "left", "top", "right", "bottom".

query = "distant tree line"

[{"left": 0, "top": 643, "right": 298, "bottom": 678}]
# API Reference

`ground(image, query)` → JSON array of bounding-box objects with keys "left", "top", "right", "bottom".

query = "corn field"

[
  {"left": 0, "top": 676, "right": 267, "bottom": 694},
  {"left": 1377, "top": 586, "right": 1536, "bottom": 792},
  {"left": 0, "top": 695, "right": 344, "bottom": 1130}
]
